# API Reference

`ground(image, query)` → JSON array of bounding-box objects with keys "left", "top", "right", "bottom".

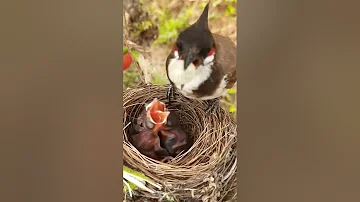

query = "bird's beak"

[
  {"left": 145, "top": 98, "right": 170, "bottom": 133},
  {"left": 183, "top": 49, "right": 197, "bottom": 70},
  {"left": 151, "top": 111, "right": 170, "bottom": 133},
  {"left": 146, "top": 98, "right": 164, "bottom": 112}
]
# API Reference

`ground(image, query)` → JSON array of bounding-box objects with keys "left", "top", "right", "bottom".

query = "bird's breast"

[
  {"left": 167, "top": 59, "right": 198, "bottom": 85},
  {"left": 167, "top": 58, "right": 213, "bottom": 97}
]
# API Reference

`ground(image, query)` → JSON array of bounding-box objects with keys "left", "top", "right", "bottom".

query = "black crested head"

[
  {"left": 172, "top": 2, "right": 215, "bottom": 70},
  {"left": 194, "top": 1, "right": 210, "bottom": 30}
]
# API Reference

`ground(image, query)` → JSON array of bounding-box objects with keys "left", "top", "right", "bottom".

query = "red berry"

[{"left": 123, "top": 53, "right": 132, "bottom": 70}]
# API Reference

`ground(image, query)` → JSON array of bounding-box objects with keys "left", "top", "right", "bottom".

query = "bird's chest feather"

[{"left": 167, "top": 57, "right": 214, "bottom": 96}]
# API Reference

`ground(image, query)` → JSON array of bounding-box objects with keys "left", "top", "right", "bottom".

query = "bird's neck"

[{"left": 167, "top": 51, "right": 215, "bottom": 87}]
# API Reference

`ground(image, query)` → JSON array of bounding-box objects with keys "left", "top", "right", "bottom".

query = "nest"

[{"left": 123, "top": 83, "right": 237, "bottom": 202}]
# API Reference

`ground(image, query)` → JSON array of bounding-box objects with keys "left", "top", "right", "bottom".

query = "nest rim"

[{"left": 123, "top": 83, "right": 237, "bottom": 201}]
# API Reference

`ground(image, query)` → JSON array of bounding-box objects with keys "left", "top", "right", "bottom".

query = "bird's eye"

[
  {"left": 199, "top": 48, "right": 209, "bottom": 57},
  {"left": 200, "top": 48, "right": 215, "bottom": 57}
]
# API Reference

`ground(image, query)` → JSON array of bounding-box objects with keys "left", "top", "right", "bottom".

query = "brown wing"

[{"left": 212, "top": 33, "right": 237, "bottom": 89}]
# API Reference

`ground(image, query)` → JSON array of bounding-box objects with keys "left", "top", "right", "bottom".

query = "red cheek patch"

[
  {"left": 207, "top": 48, "right": 215, "bottom": 56},
  {"left": 173, "top": 43, "right": 178, "bottom": 51}
]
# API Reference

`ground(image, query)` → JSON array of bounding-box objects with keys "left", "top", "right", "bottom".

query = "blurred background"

[{"left": 123, "top": 0, "right": 237, "bottom": 116}]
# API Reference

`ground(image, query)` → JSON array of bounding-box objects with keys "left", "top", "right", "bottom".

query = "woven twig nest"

[{"left": 123, "top": 83, "right": 237, "bottom": 202}]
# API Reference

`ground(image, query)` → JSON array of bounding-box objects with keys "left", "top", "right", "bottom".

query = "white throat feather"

[{"left": 167, "top": 50, "right": 215, "bottom": 92}]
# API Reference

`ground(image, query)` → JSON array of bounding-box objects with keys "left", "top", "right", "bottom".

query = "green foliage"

[
  {"left": 226, "top": 4, "right": 236, "bottom": 16},
  {"left": 130, "top": 49, "right": 140, "bottom": 61},
  {"left": 151, "top": 0, "right": 236, "bottom": 45},
  {"left": 123, "top": 69, "right": 139, "bottom": 89},
  {"left": 129, "top": 18, "right": 155, "bottom": 37},
  {"left": 152, "top": 73, "right": 168, "bottom": 85},
  {"left": 165, "top": 194, "right": 175, "bottom": 202},
  {"left": 227, "top": 88, "right": 236, "bottom": 95},
  {"left": 123, "top": 45, "right": 139, "bottom": 60},
  {"left": 123, "top": 46, "right": 141, "bottom": 89},
  {"left": 123, "top": 166, "right": 151, "bottom": 192},
  {"left": 139, "top": 20, "right": 153, "bottom": 30},
  {"left": 229, "top": 105, "right": 236, "bottom": 113},
  {"left": 224, "top": 87, "right": 237, "bottom": 114},
  {"left": 153, "top": 8, "right": 192, "bottom": 45}
]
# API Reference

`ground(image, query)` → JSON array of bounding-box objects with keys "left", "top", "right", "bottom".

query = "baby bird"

[
  {"left": 129, "top": 98, "right": 170, "bottom": 160},
  {"left": 159, "top": 111, "right": 192, "bottom": 157}
]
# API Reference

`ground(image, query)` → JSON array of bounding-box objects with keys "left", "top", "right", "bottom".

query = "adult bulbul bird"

[{"left": 165, "top": 2, "right": 236, "bottom": 114}]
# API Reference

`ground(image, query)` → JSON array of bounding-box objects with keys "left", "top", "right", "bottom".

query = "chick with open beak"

[
  {"left": 129, "top": 98, "right": 171, "bottom": 160},
  {"left": 145, "top": 98, "right": 170, "bottom": 133}
]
